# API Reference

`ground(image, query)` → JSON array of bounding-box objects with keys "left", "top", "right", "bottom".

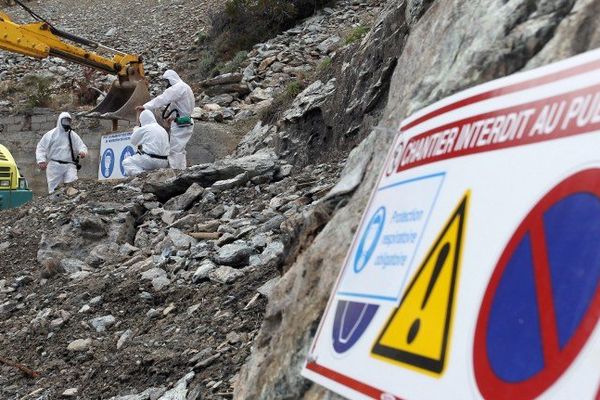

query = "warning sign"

[
  {"left": 372, "top": 193, "right": 468, "bottom": 376},
  {"left": 474, "top": 169, "right": 600, "bottom": 400},
  {"left": 303, "top": 48, "right": 600, "bottom": 400},
  {"left": 98, "top": 131, "right": 135, "bottom": 181}
]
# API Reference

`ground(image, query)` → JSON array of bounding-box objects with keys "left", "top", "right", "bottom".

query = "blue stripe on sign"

[
  {"left": 487, "top": 233, "right": 545, "bottom": 383},
  {"left": 543, "top": 193, "right": 600, "bottom": 349}
]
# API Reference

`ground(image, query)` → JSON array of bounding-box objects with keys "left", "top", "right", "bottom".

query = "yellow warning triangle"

[{"left": 371, "top": 192, "right": 469, "bottom": 376}]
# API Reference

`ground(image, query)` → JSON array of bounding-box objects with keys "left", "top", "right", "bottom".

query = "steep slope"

[
  {"left": 233, "top": 0, "right": 600, "bottom": 398},
  {"left": 1, "top": 0, "right": 599, "bottom": 399}
]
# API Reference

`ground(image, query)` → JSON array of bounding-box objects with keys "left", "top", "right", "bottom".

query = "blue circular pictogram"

[
  {"left": 332, "top": 300, "right": 379, "bottom": 354},
  {"left": 120, "top": 145, "right": 136, "bottom": 176},
  {"left": 101, "top": 148, "right": 115, "bottom": 178},
  {"left": 354, "top": 207, "right": 386, "bottom": 273}
]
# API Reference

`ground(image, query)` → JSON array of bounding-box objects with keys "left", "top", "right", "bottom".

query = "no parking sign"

[
  {"left": 304, "top": 49, "right": 600, "bottom": 399},
  {"left": 98, "top": 132, "right": 136, "bottom": 180}
]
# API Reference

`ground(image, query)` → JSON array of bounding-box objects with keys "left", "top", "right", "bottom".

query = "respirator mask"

[{"left": 61, "top": 117, "right": 72, "bottom": 132}]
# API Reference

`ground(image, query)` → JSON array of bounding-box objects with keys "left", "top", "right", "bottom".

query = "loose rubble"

[
  {"left": 0, "top": 149, "right": 345, "bottom": 398},
  {"left": 189, "top": 0, "right": 381, "bottom": 124}
]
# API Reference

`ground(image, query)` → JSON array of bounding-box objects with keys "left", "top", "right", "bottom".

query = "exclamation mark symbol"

[{"left": 407, "top": 242, "right": 451, "bottom": 344}]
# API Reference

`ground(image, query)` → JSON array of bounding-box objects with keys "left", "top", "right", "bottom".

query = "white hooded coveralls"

[
  {"left": 143, "top": 70, "right": 195, "bottom": 170},
  {"left": 122, "top": 110, "right": 170, "bottom": 176},
  {"left": 36, "top": 112, "right": 88, "bottom": 193}
]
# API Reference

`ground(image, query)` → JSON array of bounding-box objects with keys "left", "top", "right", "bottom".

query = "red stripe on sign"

[
  {"left": 395, "top": 81, "right": 600, "bottom": 173},
  {"left": 401, "top": 57, "right": 600, "bottom": 131},
  {"left": 529, "top": 216, "right": 561, "bottom": 366},
  {"left": 306, "top": 362, "right": 404, "bottom": 400}
]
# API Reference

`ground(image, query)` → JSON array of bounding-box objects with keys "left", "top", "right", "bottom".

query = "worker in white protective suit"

[
  {"left": 122, "top": 110, "right": 170, "bottom": 176},
  {"left": 137, "top": 69, "right": 194, "bottom": 170},
  {"left": 36, "top": 112, "right": 87, "bottom": 193}
]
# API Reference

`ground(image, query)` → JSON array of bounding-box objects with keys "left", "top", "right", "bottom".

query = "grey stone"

[
  {"left": 117, "top": 329, "right": 134, "bottom": 349},
  {"left": 208, "top": 266, "right": 245, "bottom": 284},
  {"left": 260, "top": 241, "right": 285, "bottom": 268},
  {"left": 257, "top": 215, "right": 286, "bottom": 233},
  {"left": 69, "top": 271, "right": 92, "bottom": 280},
  {"left": 158, "top": 371, "right": 194, "bottom": 400},
  {"left": 87, "top": 243, "right": 121, "bottom": 268},
  {"left": 215, "top": 242, "right": 254, "bottom": 267},
  {"left": 249, "top": 87, "right": 272, "bottom": 103},
  {"left": 141, "top": 268, "right": 167, "bottom": 281},
  {"left": 168, "top": 228, "right": 197, "bottom": 250},
  {"left": 282, "top": 79, "right": 336, "bottom": 122},
  {"left": 317, "top": 35, "right": 341, "bottom": 53},
  {"left": 164, "top": 183, "right": 204, "bottom": 211},
  {"left": 210, "top": 93, "right": 235, "bottom": 106},
  {"left": 67, "top": 338, "right": 92, "bottom": 352},
  {"left": 208, "top": 204, "right": 226, "bottom": 219},
  {"left": 169, "top": 213, "right": 201, "bottom": 229},
  {"left": 59, "top": 258, "right": 88, "bottom": 274},
  {"left": 257, "top": 277, "right": 280, "bottom": 298},
  {"left": 90, "top": 315, "right": 116, "bottom": 333},
  {"left": 152, "top": 276, "right": 171, "bottom": 291},
  {"left": 326, "top": 130, "right": 375, "bottom": 199},
  {"left": 89, "top": 296, "right": 103, "bottom": 306},
  {"left": 212, "top": 172, "right": 250, "bottom": 191},
  {"left": 243, "top": 64, "right": 256, "bottom": 82},
  {"left": 105, "top": 27, "right": 117, "bottom": 36},
  {"left": 119, "top": 243, "right": 140, "bottom": 256},
  {"left": 192, "top": 259, "right": 217, "bottom": 283},
  {"left": 201, "top": 73, "right": 243, "bottom": 87},
  {"left": 62, "top": 388, "right": 78, "bottom": 397}
]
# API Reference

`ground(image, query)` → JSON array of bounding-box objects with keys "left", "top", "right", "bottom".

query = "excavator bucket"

[{"left": 84, "top": 79, "right": 150, "bottom": 123}]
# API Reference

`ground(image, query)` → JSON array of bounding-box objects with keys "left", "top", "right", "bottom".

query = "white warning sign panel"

[
  {"left": 98, "top": 131, "right": 135, "bottom": 181},
  {"left": 303, "top": 49, "right": 600, "bottom": 400}
]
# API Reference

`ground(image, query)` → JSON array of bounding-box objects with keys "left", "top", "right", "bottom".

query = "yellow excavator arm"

[
  {"left": 0, "top": 9, "right": 149, "bottom": 124},
  {"left": 0, "top": 11, "right": 143, "bottom": 78}
]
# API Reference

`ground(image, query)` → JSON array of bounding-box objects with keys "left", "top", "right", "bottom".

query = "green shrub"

[
  {"left": 317, "top": 57, "right": 332, "bottom": 73},
  {"left": 221, "top": 51, "right": 249, "bottom": 74},
  {"left": 197, "top": 50, "right": 218, "bottom": 78},
  {"left": 21, "top": 74, "right": 54, "bottom": 109},
  {"left": 259, "top": 79, "right": 307, "bottom": 124},
  {"left": 210, "top": 0, "right": 337, "bottom": 58},
  {"left": 195, "top": 31, "right": 209, "bottom": 45},
  {"left": 285, "top": 80, "right": 303, "bottom": 98},
  {"left": 345, "top": 25, "right": 370, "bottom": 45}
]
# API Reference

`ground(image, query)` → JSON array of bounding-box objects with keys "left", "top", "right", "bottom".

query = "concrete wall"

[{"left": 0, "top": 110, "right": 239, "bottom": 195}]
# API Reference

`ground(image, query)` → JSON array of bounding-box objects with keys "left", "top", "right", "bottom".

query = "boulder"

[
  {"left": 317, "top": 35, "right": 341, "bottom": 53},
  {"left": 59, "top": 258, "right": 89, "bottom": 274},
  {"left": 214, "top": 242, "right": 254, "bottom": 267},
  {"left": 282, "top": 79, "right": 336, "bottom": 122},
  {"left": 208, "top": 266, "right": 245, "bottom": 284},
  {"left": 192, "top": 259, "right": 218, "bottom": 283},
  {"left": 164, "top": 183, "right": 204, "bottom": 211},
  {"left": 200, "top": 73, "right": 243, "bottom": 87}
]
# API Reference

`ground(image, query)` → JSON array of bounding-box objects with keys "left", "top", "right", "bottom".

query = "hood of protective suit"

[
  {"left": 162, "top": 70, "right": 182, "bottom": 86},
  {"left": 139, "top": 110, "right": 157, "bottom": 126},
  {"left": 56, "top": 112, "right": 72, "bottom": 134}
]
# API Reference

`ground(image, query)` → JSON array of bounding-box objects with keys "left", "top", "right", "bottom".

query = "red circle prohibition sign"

[{"left": 474, "top": 168, "right": 600, "bottom": 400}]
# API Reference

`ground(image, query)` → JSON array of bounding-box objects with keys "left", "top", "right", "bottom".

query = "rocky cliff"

[
  {"left": 233, "top": 0, "right": 599, "bottom": 398},
  {"left": 1, "top": 0, "right": 598, "bottom": 399}
]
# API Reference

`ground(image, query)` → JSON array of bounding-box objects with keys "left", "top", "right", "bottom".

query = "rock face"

[
  {"left": 233, "top": 0, "right": 591, "bottom": 398},
  {"left": 0, "top": 0, "right": 595, "bottom": 399}
]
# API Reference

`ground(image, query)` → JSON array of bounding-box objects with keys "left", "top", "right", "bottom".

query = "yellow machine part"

[{"left": 0, "top": 11, "right": 149, "bottom": 123}]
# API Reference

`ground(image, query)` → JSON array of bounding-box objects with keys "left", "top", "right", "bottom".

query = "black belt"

[
  {"left": 138, "top": 150, "right": 168, "bottom": 160},
  {"left": 51, "top": 159, "right": 75, "bottom": 165}
]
